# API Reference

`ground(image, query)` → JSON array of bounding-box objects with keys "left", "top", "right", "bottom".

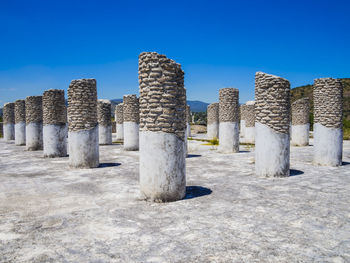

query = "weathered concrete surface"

[{"left": 0, "top": 136, "right": 350, "bottom": 262}]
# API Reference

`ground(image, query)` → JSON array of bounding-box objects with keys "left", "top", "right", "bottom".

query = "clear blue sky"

[{"left": 0, "top": 0, "right": 349, "bottom": 107}]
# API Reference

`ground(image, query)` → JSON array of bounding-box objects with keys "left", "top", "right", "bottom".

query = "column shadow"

[
  {"left": 98, "top": 163, "right": 121, "bottom": 168},
  {"left": 184, "top": 186, "right": 212, "bottom": 199},
  {"left": 290, "top": 169, "right": 304, "bottom": 176}
]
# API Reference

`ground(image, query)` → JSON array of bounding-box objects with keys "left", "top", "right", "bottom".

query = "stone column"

[
  {"left": 291, "top": 98, "right": 310, "bottom": 146},
  {"left": 207, "top": 102, "right": 219, "bottom": 139},
  {"left": 115, "top": 103, "right": 124, "bottom": 140},
  {"left": 3, "top": 102, "right": 15, "bottom": 141},
  {"left": 42, "top": 89, "right": 67, "bottom": 157},
  {"left": 123, "top": 95, "right": 139, "bottom": 151},
  {"left": 14, "top": 100, "right": 26, "bottom": 145},
  {"left": 240, "top": 104, "right": 247, "bottom": 139},
  {"left": 245, "top": 101, "right": 255, "bottom": 144},
  {"left": 138, "top": 52, "right": 186, "bottom": 202},
  {"left": 25, "top": 96, "right": 43, "bottom": 150},
  {"left": 97, "top": 99, "right": 112, "bottom": 145},
  {"left": 255, "top": 72, "right": 290, "bottom": 177},
  {"left": 313, "top": 78, "right": 343, "bottom": 166},
  {"left": 68, "top": 79, "right": 99, "bottom": 168},
  {"left": 186, "top": 105, "right": 191, "bottom": 137},
  {"left": 218, "top": 88, "right": 239, "bottom": 153}
]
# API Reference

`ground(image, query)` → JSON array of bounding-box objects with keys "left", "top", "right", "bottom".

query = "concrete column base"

[
  {"left": 139, "top": 131, "right": 186, "bottom": 202},
  {"left": 43, "top": 124, "right": 67, "bottom": 157},
  {"left": 240, "top": 120, "right": 246, "bottom": 138},
  {"left": 245, "top": 126, "right": 255, "bottom": 144},
  {"left": 99, "top": 125, "right": 112, "bottom": 145},
  {"left": 68, "top": 126, "right": 99, "bottom": 168},
  {"left": 255, "top": 122, "right": 290, "bottom": 177},
  {"left": 207, "top": 122, "right": 219, "bottom": 140},
  {"left": 186, "top": 123, "right": 191, "bottom": 137},
  {"left": 116, "top": 123, "right": 124, "bottom": 140},
  {"left": 313, "top": 123, "right": 342, "bottom": 166},
  {"left": 124, "top": 122, "right": 139, "bottom": 151},
  {"left": 4, "top": 123, "right": 15, "bottom": 141},
  {"left": 291, "top": 124, "right": 309, "bottom": 146},
  {"left": 26, "top": 122, "right": 43, "bottom": 151},
  {"left": 15, "top": 122, "right": 26, "bottom": 145},
  {"left": 218, "top": 122, "right": 239, "bottom": 153}
]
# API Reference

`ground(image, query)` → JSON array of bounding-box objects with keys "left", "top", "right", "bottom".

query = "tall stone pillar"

[
  {"left": 207, "top": 103, "right": 219, "bottom": 139},
  {"left": 68, "top": 79, "right": 99, "bottom": 168},
  {"left": 218, "top": 88, "right": 239, "bottom": 153},
  {"left": 138, "top": 52, "right": 186, "bottom": 202},
  {"left": 3, "top": 102, "right": 15, "bottom": 141},
  {"left": 245, "top": 101, "right": 255, "bottom": 144},
  {"left": 313, "top": 78, "right": 343, "bottom": 166},
  {"left": 14, "top": 100, "right": 26, "bottom": 145},
  {"left": 255, "top": 72, "right": 290, "bottom": 177},
  {"left": 98, "top": 99, "right": 112, "bottom": 145},
  {"left": 123, "top": 95, "right": 139, "bottom": 151},
  {"left": 291, "top": 98, "right": 310, "bottom": 146},
  {"left": 115, "top": 103, "right": 124, "bottom": 140},
  {"left": 240, "top": 104, "right": 247, "bottom": 138},
  {"left": 42, "top": 89, "right": 67, "bottom": 157},
  {"left": 186, "top": 105, "right": 191, "bottom": 137},
  {"left": 25, "top": 96, "right": 43, "bottom": 151}
]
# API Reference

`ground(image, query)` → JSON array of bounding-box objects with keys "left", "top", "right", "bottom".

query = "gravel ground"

[{"left": 0, "top": 135, "right": 349, "bottom": 263}]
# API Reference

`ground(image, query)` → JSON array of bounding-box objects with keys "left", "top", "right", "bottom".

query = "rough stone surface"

[
  {"left": 291, "top": 97, "right": 310, "bottom": 126},
  {"left": 0, "top": 137, "right": 350, "bottom": 262},
  {"left": 25, "top": 96, "right": 43, "bottom": 124},
  {"left": 240, "top": 104, "right": 247, "bottom": 121},
  {"left": 43, "top": 89, "right": 66, "bottom": 125},
  {"left": 97, "top": 100, "right": 112, "bottom": 126},
  {"left": 186, "top": 105, "right": 191, "bottom": 123},
  {"left": 3, "top": 103, "right": 15, "bottom": 124},
  {"left": 123, "top": 95, "right": 139, "bottom": 123},
  {"left": 255, "top": 72, "right": 290, "bottom": 134},
  {"left": 245, "top": 102, "right": 255, "bottom": 127},
  {"left": 68, "top": 79, "right": 98, "bottom": 132},
  {"left": 207, "top": 103, "right": 219, "bottom": 125},
  {"left": 138, "top": 52, "right": 186, "bottom": 140},
  {"left": 14, "top": 100, "right": 26, "bottom": 124},
  {"left": 115, "top": 103, "right": 124, "bottom": 124},
  {"left": 314, "top": 78, "right": 343, "bottom": 129},
  {"left": 219, "top": 88, "right": 239, "bottom": 122}
]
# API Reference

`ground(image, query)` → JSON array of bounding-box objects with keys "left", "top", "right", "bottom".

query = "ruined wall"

[
  {"left": 219, "top": 88, "right": 239, "bottom": 123},
  {"left": 245, "top": 103, "right": 255, "bottom": 127},
  {"left": 15, "top": 100, "right": 26, "bottom": 124},
  {"left": 314, "top": 78, "right": 343, "bottom": 129},
  {"left": 207, "top": 103, "right": 219, "bottom": 125},
  {"left": 115, "top": 103, "right": 124, "bottom": 124},
  {"left": 291, "top": 97, "right": 310, "bottom": 126},
  {"left": 138, "top": 52, "right": 186, "bottom": 140},
  {"left": 25, "top": 96, "right": 43, "bottom": 124},
  {"left": 240, "top": 104, "right": 247, "bottom": 121},
  {"left": 3, "top": 103, "right": 15, "bottom": 124},
  {"left": 68, "top": 79, "right": 97, "bottom": 132},
  {"left": 43, "top": 89, "right": 66, "bottom": 125},
  {"left": 186, "top": 105, "right": 191, "bottom": 123},
  {"left": 255, "top": 72, "right": 290, "bottom": 134},
  {"left": 123, "top": 95, "right": 139, "bottom": 123},
  {"left": 98, "top": 99, "right": 112, "bottom": 126}
]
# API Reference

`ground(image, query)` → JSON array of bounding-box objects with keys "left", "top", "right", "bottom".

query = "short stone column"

[
  {"left": 14, "top": 100, "right": 26, "bottom": 145},
  {"left": 97, "top": 99, "right": 112, "bottom": 145},
  {"left": 25, "top": 96, "right": 43, "bottom": 150},
  {"left": 123, "top": 95, "right": 139, "bottom": 151},
  {"left": 138, "top": 52, "right": 186, "bottom": 202},
  {"left": 313, "top": 78, "right": 343, "bottom": 166},
  {"left": 42, "top": 89, "right": 67, "bottom": 157},
  {"left": 245, "top": 101, "right": 255, "bottom": 144},
  {"left": 291, "top": 98, "right": 310, "bottom": 146},
  {"left": 255, "top": 72, "right": 290, "bottom": 177},
  {"left": 207, "top": 103, "right": 219, "bottom": 139},
  {"left": 115, "top": 103, "right": 124, "bottom": 140},
  {"left": 240, "top": 104, "right": 247, "bottom": 138},
  {"left": 68, "top": 79, "right": 99, "bottom": 168},
  {"left": 186, "top": 105, "right": 191, "bottom": 137},
  {"left": 3, "top": 102, "right": 15, "bottom": 141},
  {"left": 218, "top": 88, "right": 239, "bottom": 153}
]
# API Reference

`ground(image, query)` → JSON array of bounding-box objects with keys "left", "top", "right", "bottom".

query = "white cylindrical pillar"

[
  {"left": 68, "top": 79, "right": 99, "bottom": 168},
  {"left": 207, "top": 103, "right": 219, "bottom": 139},
  {"left": 3, "top": 102, "right": 15, "bottom": 141},
  {"left": 123, "top": 95, "right": 139, "bottom": 151},
  {"left": 25, "top": 96, "right": 43, "bottom": 151},
  {"left": 291, "top": 98, "right": 310, "bottom": 146},
  {"left": 138, "top": 52, "right": 186, "bottom": 202},
  {"left": 218, "top": 88, "right": 239, "bottom": 153},
  {"left": 15, "top": 100, "right": 26, "bottom": 145},
  {"left": 255, "top": 72, "right": 290, "bottom": 177},
  {"left": 186, "top": 105, "right": 191, "bottom": 137},
  {"left": 240, "top": 104, "right": 246, "bottom": 139},
  {"left": 313, "top": 78, "right": 343, "bottom": 166},
  {"left": 244, "top": 101, "right": 255, "bottom": 144},
  {"left": 98, "top": 99, "right": 112, "bottom": 145},
  {"left": 43, "top": 89, "right": 67, "bottom": 157},
  {"left": 115, "top": 103, "right": 124, "bottom": 140}
]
